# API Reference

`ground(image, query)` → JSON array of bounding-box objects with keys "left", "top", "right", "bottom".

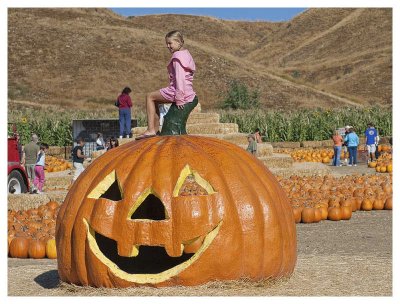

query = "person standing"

[
  {"left": 345, "top": 128, "right": 359, "bottom": 166},
  {"left": 95, "top": 132, "right": 105, "bottom": 150},
  {"left": 331, "top": 130, "right": 343, "bottom": 166},
  {"left": 364, "top": 123, "right": 378, "bottom": 163},
  {"left": 136, "top": 30, "right": 197, "bottom": 139},
  {"left": 246, "top": 134, "right": 257, "bottom": 155},
  {"left": 254, "top": 128, "right": 263, "bottom": 143},
  {"left": 33, "top": 143, "right": 49, "bottom": 194},
  {"left": 71, "top": 138, "right": 89, "bottom": 183},
  {"left": 116, "top": 87, "right": 133, "bottom": 139},
  {"left": 342, "top": 126, "right": 351, "bottom": 165},
  {"left": 23, "top": 134, "right": 40, "bottom": 193}
]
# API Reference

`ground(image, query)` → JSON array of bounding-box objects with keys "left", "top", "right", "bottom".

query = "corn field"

[
  {"left": 218, "top": 107, "right": 392, "bottom": 142},
  {"left": 8, "top": 106, "right": 392, "bottom": 146},
  {"left": 8, "top": 107, "right": 147, "bottom": 146}
]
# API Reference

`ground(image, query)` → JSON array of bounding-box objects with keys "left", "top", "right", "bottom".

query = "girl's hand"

[{"left": 177, "top": 104, "right": 185, "bottom": 110}]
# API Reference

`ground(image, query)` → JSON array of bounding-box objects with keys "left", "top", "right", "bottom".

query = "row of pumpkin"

[
  {"left": 368, "top": 152, "right": 393, "bottom": 173},
  {"left": 8, "top": 201, "right": 60, "bottom": 259},
  {"left": 45, "top": 156, "right": 72, "bottom": 172},
  {"left": 277, "top": 174, "right": 392, "bottom": 223},
  {"left": 275, "top": 144, "right": 392, "bottom": 164}
]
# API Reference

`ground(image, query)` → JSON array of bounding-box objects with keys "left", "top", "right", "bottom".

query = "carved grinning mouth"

[{"left": 83, "top": 219, "right": 222, "bottom": 284}]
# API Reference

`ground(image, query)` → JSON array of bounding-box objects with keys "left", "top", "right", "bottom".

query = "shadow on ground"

[{"left": 34, "top": 270, "right": 60, "bottom": 289}]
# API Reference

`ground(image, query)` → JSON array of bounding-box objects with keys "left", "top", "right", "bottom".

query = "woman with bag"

[{"left": 116, "top": 87, "right": 133, "bottom": 139}]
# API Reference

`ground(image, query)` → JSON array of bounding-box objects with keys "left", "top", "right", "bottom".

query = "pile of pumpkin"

[
  {"left": 288, "top": 148, "right": 334, "bottom": 163},
  {"left": 277, "top": 174, "right": 392, "bottom": 224},
  {"left": 8, "top": 201, "right": 60, "bottom": 259},
  {"left": 45, "top": 156, "right": 72, "bottom": 172},
  {"left": 368, "top": 152, "right": 393, "bottom": 173}
]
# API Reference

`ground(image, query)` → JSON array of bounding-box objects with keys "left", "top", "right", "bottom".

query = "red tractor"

[{"left": 8, "top": 125, "right": 29, "bottom": 194}]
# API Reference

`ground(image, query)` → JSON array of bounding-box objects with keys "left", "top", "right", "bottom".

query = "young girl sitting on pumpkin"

[{"left": 136, "top": 30, "right": 197, "bottom": 139}]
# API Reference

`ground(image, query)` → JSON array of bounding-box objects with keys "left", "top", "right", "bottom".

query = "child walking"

[
  {"left": 136, "top": 30, "right": 197, "bottom": 139},
  {"left": 33, "top": 143, "right": 49, "bottom": 194}
]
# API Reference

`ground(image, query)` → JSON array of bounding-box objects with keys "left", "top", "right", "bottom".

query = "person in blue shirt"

[
  {"left": 344, "top": 128, "right": 360, "bottom": 166},
  {"left": 364, "top": 123, "right": 378, "bottom": 163}
]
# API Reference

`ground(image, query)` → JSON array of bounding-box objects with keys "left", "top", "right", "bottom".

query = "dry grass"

[{"left": 8, "top": 8, "right": 391, "bottom": 111}]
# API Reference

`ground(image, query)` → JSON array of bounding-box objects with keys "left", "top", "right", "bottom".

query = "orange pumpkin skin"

[
  {"left": 28, "top": 239, "right": 46, "bottom": 259},
  {"left": 56, "top": 136, "right": 297, "bottom": 287},
  {"left": 10, "top": 237, "right": 29, "bottom": 258},
  {"left": 384, "top": 197, "right": 392, "bottom": 210},
  {"left": 361, "top": 198, "right": 373, "bottom": 211},
  {"left": 301, "top": 207, "right": 315, "bottom": 223},
  {"left": 373, "top": 198, "right": 385, "bottom": 210},
  {"left": 327, "top": 207, "right": 342, "bottom": 221},
  {"left": 340, "top": 206, "right": 352, "bottom": 220}
]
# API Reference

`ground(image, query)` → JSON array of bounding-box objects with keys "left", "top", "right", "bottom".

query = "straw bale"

[
  {"left": 301, "top": 140, "right": 322, "bottom": 148},
  {"left": 271, "top": 141, "right": 301, "bottom": 149}
]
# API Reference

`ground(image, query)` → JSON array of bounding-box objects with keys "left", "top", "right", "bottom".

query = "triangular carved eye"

[
  {"left": 131, "top": 194, "right": 167, "bottom": 220},
  {"left": 87, "top": 170, "right": 122, "bottom": 201},
  {"left": 173, "top": 165, "right": 215, "bottom": 197},
  {"left": 128, "top": 188, "right": 168, "bottom": 221}
]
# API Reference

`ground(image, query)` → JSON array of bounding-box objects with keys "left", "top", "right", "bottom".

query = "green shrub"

[{"left": 221, "top": 80, "right": 260, "bottom": 110}]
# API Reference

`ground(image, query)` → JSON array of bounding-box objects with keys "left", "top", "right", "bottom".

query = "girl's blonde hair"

[{"left": 165, "top": 30, "right": 184, "bottom": 46}]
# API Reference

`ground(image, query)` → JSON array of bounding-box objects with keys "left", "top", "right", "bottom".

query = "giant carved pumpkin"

[{"left": 56, "top": 135, "right": 296, "bottom": 287}]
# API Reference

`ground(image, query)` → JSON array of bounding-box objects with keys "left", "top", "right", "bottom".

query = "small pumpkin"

[
  {"left": 340, "top": 206, "right": 352, "bottom": 220},
  {"left": 384, "top": 197, "right": 392, "bottom": 210},
  {"left": 46, "top": 239, "right": 57, "bottom": 259},
  {"left": 28, "top": 239, "right": 46, "bottom": 259},
  {"left": 9, "top": 237, "right": 29, "bottom": 258},
  {"left": 301, "top": 207, "right": 315, "bottom": 223},
  {"left": 327, "top": 207, "right": 341, "bottom": 221},
  {"left": 361, "top": 198, "right": 373, "bottom": 211}
]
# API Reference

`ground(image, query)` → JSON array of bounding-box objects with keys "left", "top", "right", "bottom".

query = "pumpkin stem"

[{"left": 160, "top": 96, "right": 198, "bottom": 136}]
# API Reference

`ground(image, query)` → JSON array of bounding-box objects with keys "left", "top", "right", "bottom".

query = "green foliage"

[
  {"left": 218, "top": 107, "right": 392, "bottom": 142},
  {"left": 221, "top": 80, "right": 260, "bottom": 110},
  {"left": 8, "top": 106, "right": 147, "bottom": 146}
]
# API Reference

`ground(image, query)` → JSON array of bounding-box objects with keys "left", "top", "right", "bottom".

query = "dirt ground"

[{"left": 8, "top": 209, "right": 392, "bottom": 296}]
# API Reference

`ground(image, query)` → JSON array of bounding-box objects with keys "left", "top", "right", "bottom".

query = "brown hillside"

[{"left": 8, "top": 8, "right": 392, "bottom": 111}]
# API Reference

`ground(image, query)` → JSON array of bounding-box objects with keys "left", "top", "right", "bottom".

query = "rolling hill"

[{"left": 8, "top": 8, "right": 392, "bottom": 111}]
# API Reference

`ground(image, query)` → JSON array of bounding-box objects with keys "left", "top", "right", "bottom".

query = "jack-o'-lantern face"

[
  {"left": 56, "top": 136, "right": 296, "bottom": 287},
  {"left": 83, "top": 165, "right": 223, "bottom": 284}
]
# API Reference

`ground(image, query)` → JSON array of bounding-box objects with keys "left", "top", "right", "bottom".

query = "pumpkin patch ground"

[
  {"left": 8, "top": 161, "right": 392, "bottom": 296},
  {"left": 8, "top": 209, "right": 391, "bottom": 296}
]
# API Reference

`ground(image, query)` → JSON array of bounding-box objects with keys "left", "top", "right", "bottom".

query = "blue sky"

[{"left": 110, "top": 8, "right": 307, "bottom": 22}]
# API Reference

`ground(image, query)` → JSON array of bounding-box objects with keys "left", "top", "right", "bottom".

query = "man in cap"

[
  {"left": 364, "top": 122, "right": 378, "bottom": 163},
  {"left": 23, "top": 134, "right": 40, "bottom": 193}
]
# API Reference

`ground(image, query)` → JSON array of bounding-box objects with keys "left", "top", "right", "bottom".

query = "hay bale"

[
  {"left": 301, "top": 141, "right": 322, "bottom": 148},
  {"left": 194, "top": 133, "right": 249, "bottom": 145},
  {"left": 187, "top": 113, "right": 220, "bottom": 125},
  {"left": 270, "top": 162, "right": 332, "bottom": 178},
  {"left": 8, "top": 191, "right": 67, "bottom": 211},
  {"left": 260, "top": 153, "right": 294, "bottom": 169},
  {"left": 271, "top": 142, "right": 301, "bottom": 149},
  {"left": 321, "top": 140, "right": 333, "bottom": 148},
  {"left": 187, "top": 123, "right": 238, "bottom": 134},
  {"left": 238, "top": 143, "right": 274, "bottom": 157}
]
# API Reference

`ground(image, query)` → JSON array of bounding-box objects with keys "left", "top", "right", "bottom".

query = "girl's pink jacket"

[{"left": 160, "top": 49, "right": 196, "bottom": 106}]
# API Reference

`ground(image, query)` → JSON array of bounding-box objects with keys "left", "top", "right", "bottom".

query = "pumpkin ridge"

[
  {"left": 57, "top": 138, "right": 157, "bottom": 283},
  {"left": 193, "top": 136, "right": 270, "bottom": 276}
]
